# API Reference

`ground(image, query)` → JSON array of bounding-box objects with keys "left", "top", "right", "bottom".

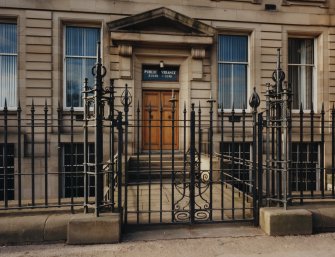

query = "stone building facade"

[{"left": 0, "top": 0, "right": 334, "bottom": 201}]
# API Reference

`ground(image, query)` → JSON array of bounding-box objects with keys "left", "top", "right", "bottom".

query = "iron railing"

[
  {"left": 0, "top": 101, "right": 97, "bottom": 211},
  {"left": 0, "top": 43, "right": 123, "bottom": 214},
  {"left": 262, "top": 104, "right": 334, "bottom": 204},
  {"left": 0, "top": 47, "right": 335, "bottom": 230},
  {"left": 259, "top": 49, "right": 335, "bottom": 208}
]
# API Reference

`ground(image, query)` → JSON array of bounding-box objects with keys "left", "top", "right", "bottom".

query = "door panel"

[{"left": 142, "top": 91, "right": 179, "bottom": 150}]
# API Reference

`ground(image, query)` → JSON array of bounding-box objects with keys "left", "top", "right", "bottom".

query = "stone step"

[
  {"left": 129, "top": 154, "right": 185, "bottom": 162},
  {"left": 129, "top": 161, "right": 185, "bottom": 168},
  {"left": 128, "top": 155, "right": 187, "bottom": 182},
  {"left": 128, "top": 169, "right": 189, "bottom": 181}
]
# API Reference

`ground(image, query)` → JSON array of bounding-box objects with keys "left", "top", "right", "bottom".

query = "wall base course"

[
  {"left": 260, "top": 207, "right": 313, "bottom": 236},
  {"left": 2, "top": 206, "right": 335, "bottom": 243},
  {"left": 0, "top": 212, "right": 121, "bottom": 245},
  {"left": 67, "top": 213, "right": 121, "bottom": 245}
]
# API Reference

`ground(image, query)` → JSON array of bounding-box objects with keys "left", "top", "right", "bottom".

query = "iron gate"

[{"left": 121, "top": 90, "right": 261, "bottom": 226}]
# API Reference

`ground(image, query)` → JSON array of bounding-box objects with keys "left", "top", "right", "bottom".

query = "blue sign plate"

[{"left": 142, "top": 65, "right": 179, "bottom": 82}]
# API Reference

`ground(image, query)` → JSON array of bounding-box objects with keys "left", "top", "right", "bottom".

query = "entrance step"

[
  {"left": 128, "top": 154, "right": 188, "bottom": 181},
  {"left": 130, "top": 154, "right": 185, "bottom": 162}
]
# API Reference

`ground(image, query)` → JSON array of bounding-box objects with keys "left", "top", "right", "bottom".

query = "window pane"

[
  {"left": 233, "top": 64, "right": 247, "bottom": 109},
  {"left": 218, "top": 35, "right": 248, "bottom": 62},
  {"left": 66, "top": 27, "right": 100, "bottom": 56},
  {"left": 218, "top": 35, "right": 248, "bottom": 109},
  {"left": 288, "top": 38, "right": 314, "bottom": 65},
  {"left": 289, "top": 65, "right": 313, "bottom": 110},
  {"left": 65, "top": 26, "right": 100, "bottom": 108},
  {"left": 0, "top": 143, "right": 15, "bottom": 201},
  {"left": 220, "top": 142, "right": 251, "bottom": 193},
  {"left": 291, "top": 142, "right": 318, "bottom": 191},
  {"left": 66, "top": 57, "right": 96, "bottom": 107},
  {"left": 0, "top": 23, "right": 17, "bottom": 54},
  {"left": 220, "top": 64, "right": 232, "bottom": 109},
  {"left": 289, "top": 65, "right": 299, "bottom": 109},
  {"left": 62, "top": 143, "right": 95, "bottom": 198},
  {"left": 288, "top": 38, "right": 314, "bottom": 109},
  {"left": 0, "top": 55, "right": 17, "bottom": 107},
  {"left": 85, "top": 28, "right": 100, "bottom": 56},
  {"left": 219, "top": 63, "right": 247, "bottom": 109},
  {"left": 0, "top": 23, "right": 17, "bottom": 108}
]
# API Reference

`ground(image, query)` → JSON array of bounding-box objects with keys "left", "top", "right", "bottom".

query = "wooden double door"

[{"left": 142, "top": 90, "right": 179, "bottom": 150}]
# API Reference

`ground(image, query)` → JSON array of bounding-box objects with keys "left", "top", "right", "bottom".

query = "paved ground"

[
  {"left": 126, "top": 182, "right": 252, "bottom": 224},
  {"left": 1, "top": 224, "right": 335, "bottom": 257}
]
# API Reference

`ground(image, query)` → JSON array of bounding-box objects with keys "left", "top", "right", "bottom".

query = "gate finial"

[{"left": 249, "top": 87, "right": 260, "bottom": 109}]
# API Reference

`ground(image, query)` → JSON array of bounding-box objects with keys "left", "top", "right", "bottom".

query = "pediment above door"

[{"left": 108, "top": 7, "right": 215, "bottom": 46}]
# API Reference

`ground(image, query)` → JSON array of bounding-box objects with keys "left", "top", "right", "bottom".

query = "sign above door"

[{"left": 142, "top": 65, "right": 179, "bottom": 82}]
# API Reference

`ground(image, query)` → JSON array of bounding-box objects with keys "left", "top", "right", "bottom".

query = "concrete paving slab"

[{"left": 123, "top": 223, "right": 264, "bottom": 241}]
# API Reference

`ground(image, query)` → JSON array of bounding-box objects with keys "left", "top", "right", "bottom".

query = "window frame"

[
  {"left": 220, "top": 142, "right": 252, "bottom": 193},
  {"left": 217, "top": 33, "right": 250, "bottom": 112},
  {"left": 62, "top": 143, "right": 95, "bottom": 198},
  {"left": 63, "top": 24, "right": 102, "bottom": 111},
  {"left": 290, "top": 142, "right": 320, "bottom": 192},
  {"left": 0, "top": 21, "right": 18, "bottom": 110},
  {"left": 288, "top": 36, "right": 317, "bottom": 112},
  {"left": 0, "top": 143, "right": 15, "bottom": 201}
]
